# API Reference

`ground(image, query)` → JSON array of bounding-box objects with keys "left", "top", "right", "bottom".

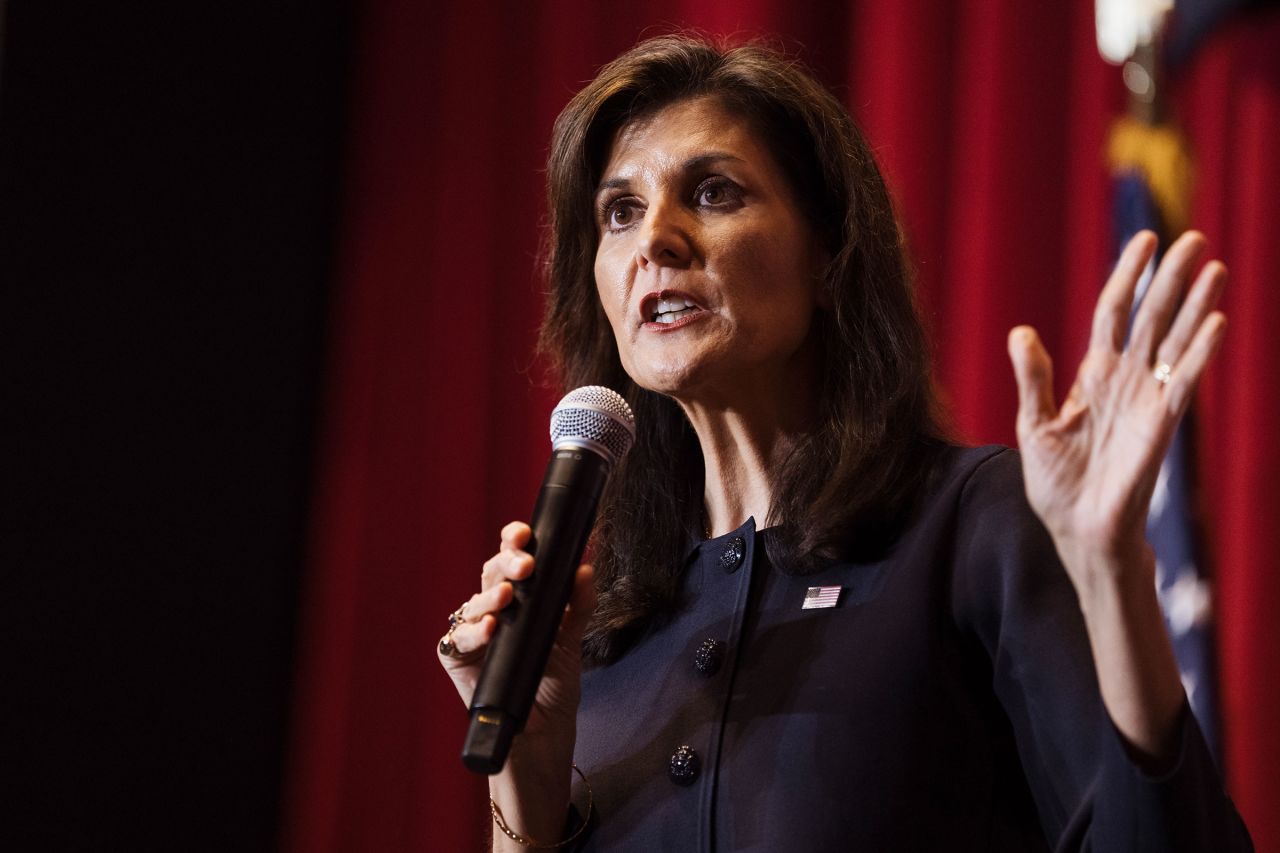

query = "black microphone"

[{"left": 462, "top": 386, "right": 635, "bottom": 774}]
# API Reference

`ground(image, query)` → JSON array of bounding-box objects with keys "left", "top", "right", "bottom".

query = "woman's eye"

[
  {"left": 602, "top": 198, "right": 639, "bottom": 230},
  {"left": 610, "top": 204, "right": 634, "bottom": 227},
  {"left": 695, "top": 179, "right": 738, "bottom": 207}
]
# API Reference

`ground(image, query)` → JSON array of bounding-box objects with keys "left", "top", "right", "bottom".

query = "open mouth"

[{"left": 646, "top": 294, "right": 702, "bottom": 325}]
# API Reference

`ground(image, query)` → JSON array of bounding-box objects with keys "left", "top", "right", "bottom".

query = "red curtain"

[{"left": 281, "top": 2, "right": 1280, "bottom": 850}]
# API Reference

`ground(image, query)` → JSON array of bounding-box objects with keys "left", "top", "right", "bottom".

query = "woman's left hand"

[
  {"left": 1006, "top": 229, "right": 1227, "bottom": 760},
  {"left": 1008, "top": 229, "right": 1227, "bottom": 572}
]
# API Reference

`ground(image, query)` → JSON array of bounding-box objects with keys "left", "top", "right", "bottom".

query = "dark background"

[{"left": 3, "top": 4, "right": 351, "bottom": 848}]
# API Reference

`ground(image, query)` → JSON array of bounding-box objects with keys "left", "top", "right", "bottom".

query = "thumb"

[{"left": 1007, "top": 326, "right": 1056, "bottom": 433}]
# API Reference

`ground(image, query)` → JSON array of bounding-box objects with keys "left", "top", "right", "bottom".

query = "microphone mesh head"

[{"left": 549, "top": 386, "right": 636, "bottom": 466}]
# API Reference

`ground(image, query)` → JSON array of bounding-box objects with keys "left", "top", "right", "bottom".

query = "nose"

[{"left": 637, "top": 200, "right": 693, "bottom": 270}]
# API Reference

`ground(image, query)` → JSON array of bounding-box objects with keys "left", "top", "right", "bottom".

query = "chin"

[
  {"left": 623, "top": 362, "right": 693, "bottom": 394},
  {"left": 631, "top": 365, "right": 722, "bottom": 404}
]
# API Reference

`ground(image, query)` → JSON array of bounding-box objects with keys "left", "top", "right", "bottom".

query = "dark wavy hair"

[{"left": 539, "top": 34, "right": 948, "bottom": 664}]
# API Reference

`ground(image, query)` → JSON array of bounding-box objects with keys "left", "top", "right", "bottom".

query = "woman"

[{"left": 439, "top": 35, "right": 1250, "bottom": 850}]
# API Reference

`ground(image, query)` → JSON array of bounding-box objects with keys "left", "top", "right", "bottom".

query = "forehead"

[{"left": 600, "top": 96, "right": 770, "bottom": 180}]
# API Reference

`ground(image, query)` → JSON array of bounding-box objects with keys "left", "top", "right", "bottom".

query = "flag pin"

[{"left": 802, "top": 585, "right": 841, "bottom": 609}]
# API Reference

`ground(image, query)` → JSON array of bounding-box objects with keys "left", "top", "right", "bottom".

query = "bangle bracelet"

[{"left": 490, "top": 763, "right": 593, "bottom": 849}]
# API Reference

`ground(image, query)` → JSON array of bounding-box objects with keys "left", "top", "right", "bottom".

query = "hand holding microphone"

[{"left": 437, "top": 387, "right": 635, "bottom": 775}]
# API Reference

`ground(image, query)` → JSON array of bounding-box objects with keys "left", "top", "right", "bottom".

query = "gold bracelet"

[{"left": 490, "top": 763, "right": 592, "bottom": 848}]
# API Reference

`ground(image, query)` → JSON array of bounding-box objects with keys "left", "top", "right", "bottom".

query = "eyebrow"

[{"left": 595, "top": 151, "right": 747, "bottom": 196}]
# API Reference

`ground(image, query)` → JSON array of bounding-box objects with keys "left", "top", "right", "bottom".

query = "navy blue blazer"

[{"left": 569, "top": 445, "right": 1250, "bottom": 851}]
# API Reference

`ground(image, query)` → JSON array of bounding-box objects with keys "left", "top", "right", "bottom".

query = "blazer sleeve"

[{"left": 950, "top": 448, "right": 1252, "bottom": 852}]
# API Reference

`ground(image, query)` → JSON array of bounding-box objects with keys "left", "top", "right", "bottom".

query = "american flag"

[{"left": 802, "top": 586, "right": 841, "bottom": 610}]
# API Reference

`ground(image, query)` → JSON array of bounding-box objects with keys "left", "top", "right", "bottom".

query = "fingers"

[
  {"left": 481, "top": 522, "right": 535, "bottom": 590},
  {"left": 1129, "top": 231, "right": 1208, "bottom": 362},
  {"left": 1154, "top": 259, "right": 1226, "bottom": 369},
  {"left": 1091, "top": 230, "right": 1157, "bottom": 354},
  {"left": 439, "top": 586, "right": 508, "bottom": 662},
  {"left": 443, "top": 613, "right": 498, "bottom": 658},
  {"left": 441, "top": 563, "right": 596, "bottom": 661},
  {"left": 443, "top": 521, "right": 532, "bottom": 666},
  {"left": 1120, "top": 233, "right": 1227, "bottom": 419},
  {"left": 466, "top": 579, "right": 515, "bottom": 624},
  {"left": 1008, "top": 326, "right": 1056, "bottom": 433},
  {"left": 500, "top": 520, "right": 532, "bottom": 549},
  {"left": 1157, "top": 257, "right": 1227, "bottom": 417},
  {"left": 1164, "top": 311, "right": 1227, "bottom": 417},
  {"left": 445, "top": 521, "right": 595, "bottom": 666}
]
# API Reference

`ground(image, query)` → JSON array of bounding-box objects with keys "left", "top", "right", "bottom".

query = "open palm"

[{"left": 1009, "top": 231, "right": 1227, "bottom": 575}]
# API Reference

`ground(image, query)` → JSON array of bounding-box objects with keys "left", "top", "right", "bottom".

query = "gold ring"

[{"left": 1152, "top": 362, "right": 1173, "bottom": 385}]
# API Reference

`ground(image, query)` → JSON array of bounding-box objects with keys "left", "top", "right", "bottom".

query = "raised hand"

[{"left": 1007, "top": 230, "right": 1227, "bottom": 568}]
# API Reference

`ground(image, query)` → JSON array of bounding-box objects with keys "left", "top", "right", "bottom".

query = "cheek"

[
  {"left": 720, "top": 228, "right": 821, "bottom": 360},
  {"left": 592, "top": 251, "right": 616, "bottom": 314},
  {"left": 592, "top": 252, "right": 630, "bottom": 350},
  {"left": 718, "top": 226, "right": 818, "bottom": 308}
]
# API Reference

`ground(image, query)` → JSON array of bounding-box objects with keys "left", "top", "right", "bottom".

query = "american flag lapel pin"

[{"left": 802, "top": 585, "right": 842, "bottom": 609}]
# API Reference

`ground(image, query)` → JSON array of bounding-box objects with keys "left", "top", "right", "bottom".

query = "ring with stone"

[{"left": 1152, "top": 362, "right": 1173, "bottom": 385}]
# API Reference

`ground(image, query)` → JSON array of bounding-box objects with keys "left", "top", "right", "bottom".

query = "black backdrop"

[{"left": 3, "top": 4, "right": 351, "bottom": 848}]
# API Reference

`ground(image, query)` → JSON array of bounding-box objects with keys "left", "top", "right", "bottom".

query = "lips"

[{"left": 641, "top": 290, "right": 705, "bottom": 326}]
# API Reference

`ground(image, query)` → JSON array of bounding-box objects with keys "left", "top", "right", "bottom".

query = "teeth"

[
  {"left": 656, "top": 297, "right": 694, "bottom": 313},
  {"left": 654, "top": 307, "right": 698, "bottom": 324},
  {"left": 650, "top": 296, "right": 698, "bottom": 323}
]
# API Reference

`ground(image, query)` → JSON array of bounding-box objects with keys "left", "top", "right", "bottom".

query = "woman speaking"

[{"left": 438, "top": 35, "right": 1251, "bottom": 851}]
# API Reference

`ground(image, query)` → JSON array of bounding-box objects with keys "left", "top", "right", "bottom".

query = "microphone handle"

[{"left": 462, "top": 447, "right": 609, "bottom": 774}]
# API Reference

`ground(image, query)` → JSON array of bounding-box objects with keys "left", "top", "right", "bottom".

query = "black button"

[
  {"left": 719, "top": 536, "right": 746, "bottom": 573},
  {"left": 693, "top": 638, "right": 724, "bottom": 676},
  {"left": 668, "top": 745, "right": 701, "bottom": 786}
]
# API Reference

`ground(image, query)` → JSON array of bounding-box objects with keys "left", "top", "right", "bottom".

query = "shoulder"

[
  {"left": 921, "top": 443, "right": 1045, "bottom": 542},
  {"left": 926, "top": 445, "right": 1071, "bottom": 636},
  {"left": 909, "top": 443, "right": 1036, "bottom": 538},
  {"left": 928, "top": 443, "right": 1022, "bottom": 505},
  {"left": 875, "top": 445, "right": 1059, "bottom": 618},
  {"left": 956, "top": 446, "right": 1042, "bottom": 540}
]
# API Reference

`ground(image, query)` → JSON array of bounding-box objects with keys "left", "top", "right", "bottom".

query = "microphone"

[{"left": 462, "top": 386, "right": 636, "bottom": 774}]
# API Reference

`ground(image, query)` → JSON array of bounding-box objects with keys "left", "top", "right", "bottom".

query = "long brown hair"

[{"left": 539, "top": 35, "right": 947, "bottom": 663}]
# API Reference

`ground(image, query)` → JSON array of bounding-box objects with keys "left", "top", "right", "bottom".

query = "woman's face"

[{"left": 593, "top": 96, "right": 826, "bottom": 403}]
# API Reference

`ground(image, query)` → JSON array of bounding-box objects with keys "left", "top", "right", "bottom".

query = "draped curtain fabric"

[{"left": 281, "top": 2, "right": 1280, "bottom": 850}]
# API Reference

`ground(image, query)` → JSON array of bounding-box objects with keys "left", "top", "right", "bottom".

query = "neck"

[
  {"left": 692, "top": 416, "right": 791, "bottom": 536},
  {"left": 677, "top": 364, "right": 820, "bottom": 538}
]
